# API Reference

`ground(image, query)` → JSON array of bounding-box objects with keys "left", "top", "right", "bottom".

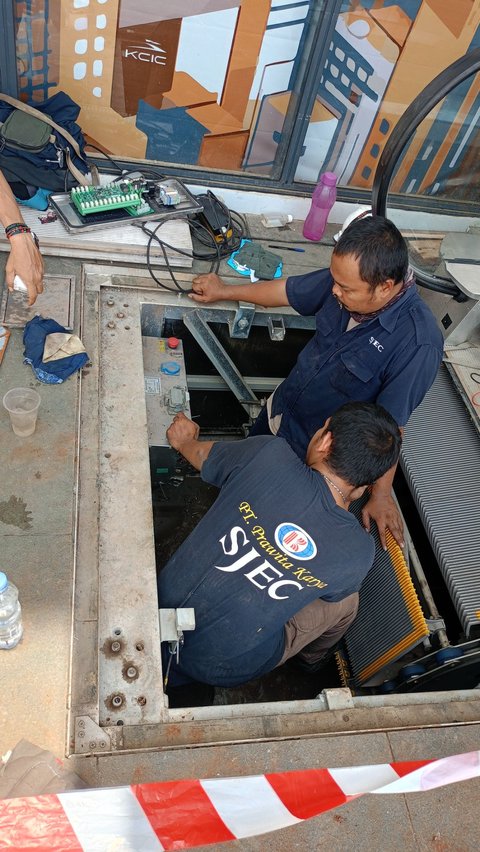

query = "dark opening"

[{"left": 146, "top": 310, "right": 477, "bottom": 707}]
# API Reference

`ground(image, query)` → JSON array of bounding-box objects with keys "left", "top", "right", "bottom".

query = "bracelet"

[
  {"left": 5, "top": 223, "right": 39, "bottom": 248},
  {"left": 5, "top": 222, "right": 31, "bottom": 238}
]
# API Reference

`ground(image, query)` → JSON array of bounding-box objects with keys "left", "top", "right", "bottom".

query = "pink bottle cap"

[{"left": 321, "top": 172, "right": 337, "bottom": 186}]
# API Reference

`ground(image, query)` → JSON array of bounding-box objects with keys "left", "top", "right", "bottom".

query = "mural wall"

[
  {"left": 295, "top": 0, "right": 480, "bottom": 201},
  {"left": 13, "top": 0, "right": 480, "bottom": 200},
  {"left": 14, "top": 0, "right": 311, "bottom": 175}
]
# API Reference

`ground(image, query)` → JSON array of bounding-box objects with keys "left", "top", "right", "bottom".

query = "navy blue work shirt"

[
  {"left": 158, "top": 435, "right": 375, "bottom": 687},
  {"left": 269, "top": 269, "right": 444, "bottom": 457}
]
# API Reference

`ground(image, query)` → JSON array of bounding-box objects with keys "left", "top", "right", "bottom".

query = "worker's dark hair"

[
  {"left": 333, "top": 215, "right": 408, "bottom": 289},
  {"left": 327, "top": 402, "right": 401, "bottom": 487}
]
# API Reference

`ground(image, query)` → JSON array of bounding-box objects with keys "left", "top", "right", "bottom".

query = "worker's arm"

[
  {"left": 166, "top": 412, "right": 214, "bottom": 472},
  {"left": 361, "top": 458, "right": 404, "bottom": 551},
  {"left": 189, "top": 271, "right": 289, "bottom": 308},
  {"left": 0, "top": 170, "right": 44, "bottom": 306}
]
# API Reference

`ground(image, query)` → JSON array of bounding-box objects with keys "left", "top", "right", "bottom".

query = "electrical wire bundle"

[
  {"left": 79, "top": 152, "right": 255, "bottom": 293},
  {"left": 133, "top": 190, "right": 250, "bottom": 294}
]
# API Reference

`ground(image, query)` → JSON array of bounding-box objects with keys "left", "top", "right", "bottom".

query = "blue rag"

[
  {"left": 15, "top": 188, "right": 52, "bottom": 211},
  {"left": 23, "top": 316, "right": 89, "bottom": 384}
]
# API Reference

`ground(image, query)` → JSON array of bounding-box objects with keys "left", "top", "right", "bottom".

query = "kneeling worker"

[{"left": 158, "top": 402, "right": 401, "bottom": 690}]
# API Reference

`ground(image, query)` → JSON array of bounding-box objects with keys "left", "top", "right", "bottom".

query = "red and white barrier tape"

[{"left": 1, "top": 751, "right": 479, "bottom": 849}]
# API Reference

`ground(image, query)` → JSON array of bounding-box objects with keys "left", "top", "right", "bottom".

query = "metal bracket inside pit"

[
  {"left": 228, "top": 301, "right": 255, "bottom": 338},
  {"left": 268, "top": 315, "right": 285, "bottom": 341},
  {"left": 159, "top": 607, "right": 196, "bottom": 644},
  {"left": 426, "top": 617, "right": 447, "bottom": 635},
  {"left": 183, "top": 309, "right": 260, "bottom": 417}
]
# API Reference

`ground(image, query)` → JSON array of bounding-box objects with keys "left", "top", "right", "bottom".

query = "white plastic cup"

[{"left": 2, "top": 387, "right": 41, "bottom": 437}]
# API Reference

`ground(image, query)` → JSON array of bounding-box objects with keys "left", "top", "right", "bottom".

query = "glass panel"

[
  {"left": 295, "top": 0, "right": 480, "bottom": 197},
  {"left": 14, "top": 0, "right": 312, "bottom": 178},
  {"left": 384, "top": 72, "right": 480, "bottom": 287}
]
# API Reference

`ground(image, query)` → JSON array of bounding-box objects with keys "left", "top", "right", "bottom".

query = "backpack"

[{"left": 0, "top": 91, "right": 97, "bottom": 192}]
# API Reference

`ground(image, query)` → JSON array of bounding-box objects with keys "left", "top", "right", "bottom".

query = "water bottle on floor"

[
  {"left": 0, "top": 572, "right": 23, "bottom": 649},
  {"left": 303, "top": 172, "right": 337, "bottom": 241}
]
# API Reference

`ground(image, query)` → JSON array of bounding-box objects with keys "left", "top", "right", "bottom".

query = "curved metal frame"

[{"left": 372, "top": 47, "right": 480, "bottom": 295}]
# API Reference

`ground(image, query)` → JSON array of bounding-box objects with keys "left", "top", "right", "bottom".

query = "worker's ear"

[
  {"left": 316, "top": 428, "right": 333, "bottom": 456},
  {"left": 349, "top": 484, "right": 367, "bottom": 501},
  {"left": 378, "top": 278, "right": 396, "bottom": 297}
]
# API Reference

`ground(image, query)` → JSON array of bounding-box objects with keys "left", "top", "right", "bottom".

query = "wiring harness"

[{"left": 133, "top": 190, "right": 250, "bottom": 294}]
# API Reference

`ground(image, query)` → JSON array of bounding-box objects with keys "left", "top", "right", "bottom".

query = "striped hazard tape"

[{"left": 0, "top": 751, "right": 479, "bottom": 849}]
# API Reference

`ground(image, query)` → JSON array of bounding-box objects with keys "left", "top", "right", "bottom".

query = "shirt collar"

[
  {"left": 344, "top": 268, "right": 416, "bottom": 331},
  {"left": 377, "top": 283, "right": 417, "bottom": 331}
]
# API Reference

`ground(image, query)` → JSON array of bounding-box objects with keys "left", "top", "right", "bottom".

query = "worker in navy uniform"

[
  {"left": 158, "top": 403, "right": 401, "bottom": 692},
  {"left": 0, "top": 169, "right": 43, "bottom": 306},
  {"left": 190, "top": 216, "right": 443, "bottom": 550}
]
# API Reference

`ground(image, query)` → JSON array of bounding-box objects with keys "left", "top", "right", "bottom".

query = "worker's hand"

[
  {"left": 5, "top": 232, "right": 44, "bottom": 306},
  {"left": 167, "top": 412, "right": 200, "bottom": 450},
  {"left": 189, "top": 272, "right": 229, "bottom": 303},
  {"left": 361, "top": 491, "right": 405, "bottom": 551}
]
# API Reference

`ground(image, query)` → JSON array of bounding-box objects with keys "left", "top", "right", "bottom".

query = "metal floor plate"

[{"left": 1, "top": 273, "right": 75, "bottom": 329}]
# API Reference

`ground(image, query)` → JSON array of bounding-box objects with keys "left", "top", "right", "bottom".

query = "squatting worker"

[
  {"left": 190, "top": 215, "right": 444, "bottom": 549},
  {"left": 0, "top": 168, "right": 44, "bottom": 306},
  {"left": 158, "top": 404, "right": 402, "bottom": 690}
]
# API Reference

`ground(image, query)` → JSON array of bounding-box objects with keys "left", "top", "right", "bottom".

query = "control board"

[
  {"left": 71, "top": 181, "right": 151, "bottom": 217},
  {"left": 142, "top": 335, "right": 191, "bottom": 486},
  {"left": 49, "top": 177, "right": 203, "bottom": 233}
]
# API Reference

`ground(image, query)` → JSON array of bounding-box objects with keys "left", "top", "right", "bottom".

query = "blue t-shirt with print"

[
  {"left": 269, "top": 269, "right": 444, "bottom": 457},
  {"left": 158, "top": 435, "right": 375, "bottom": 687}
]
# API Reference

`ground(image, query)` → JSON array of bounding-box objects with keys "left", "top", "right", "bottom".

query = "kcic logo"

[
  {"left": 275, "top": 523, "right": 317, "bottom": 561},
  {"left": 124, "top": 39, "right": 167, "bottom": 65}
]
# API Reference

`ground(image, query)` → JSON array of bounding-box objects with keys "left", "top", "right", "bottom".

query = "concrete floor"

[{"left": 1, "top": 224, "right": 479, "bottom": 850}]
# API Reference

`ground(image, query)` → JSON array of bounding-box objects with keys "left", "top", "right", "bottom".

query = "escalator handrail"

[{"left": 372, "top": 46, "right": 480, "bottom": 296}]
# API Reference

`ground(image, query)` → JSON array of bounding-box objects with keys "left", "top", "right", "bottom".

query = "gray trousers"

[{"left": 276, "top": 592, "right": 359, "bottom": 667}]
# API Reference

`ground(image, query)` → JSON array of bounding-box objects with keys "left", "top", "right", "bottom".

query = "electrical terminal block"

[{"left": 70, "top": 182, "right": 144, "bottom": 216}]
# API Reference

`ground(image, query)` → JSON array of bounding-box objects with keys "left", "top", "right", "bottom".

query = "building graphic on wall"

[
  {"left": 12, "top": 0, "right": 480, "bottom": 197},
  {"left": 350, "top": 0, "right": 480, "bottom": 195},
  {"left": 13, "top": 0, "right": 311, "bottom": 171},
  {"left": 296, "top": 7, "right": 400, "bottom": 184}
]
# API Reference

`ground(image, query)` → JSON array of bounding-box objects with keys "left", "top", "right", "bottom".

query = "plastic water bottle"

[
  {"left": 260, "top": 213, "right": 293, "bottom": 228},
  {"left": 303, "top": 172, "right": 337, "bottom": 241},
  {"left": 0, "top": 572, "right": 23, "bottom": 649}
]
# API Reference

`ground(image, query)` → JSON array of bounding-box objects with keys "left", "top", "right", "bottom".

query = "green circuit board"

[{"left": 70, "top": 181, "right": 152, "bottom": 217}]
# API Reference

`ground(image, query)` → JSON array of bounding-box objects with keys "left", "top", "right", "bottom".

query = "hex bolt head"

[
  {"left": 237, "top": 318, "right": 249, "bottom": 329},
  {"left": 116, "top": 311, "right": 125, "bottom": 319},
  {"left": 107, "top": 298, "right": 115, "bottom": 306},
  {"left": 107, "top": 321, "right": 116, "bottom": 329}
]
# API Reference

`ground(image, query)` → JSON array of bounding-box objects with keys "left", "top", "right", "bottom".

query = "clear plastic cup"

[{"left": 2, "top": 387, "right": 41, "bottom": 437}]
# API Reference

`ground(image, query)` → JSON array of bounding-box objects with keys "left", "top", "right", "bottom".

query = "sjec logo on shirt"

[{"left": 275, "top": 523, "right": 317, "bottom": 560}]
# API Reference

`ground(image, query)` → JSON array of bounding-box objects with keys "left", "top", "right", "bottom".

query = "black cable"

[
  {"left": 84, "top": 143, "right": 124, "bottom": 175},
  {"left": 129, "top": 186, "right": 250, "bottom": 292},
  {"left": 137, "top": 215, "right": 193, "bottom": 294},
  {"left": 135, "top": 212, "right": 230, "bottom": 293},
  {"left": 114, "top": 166, "right": 167, "bottom": 182}
]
